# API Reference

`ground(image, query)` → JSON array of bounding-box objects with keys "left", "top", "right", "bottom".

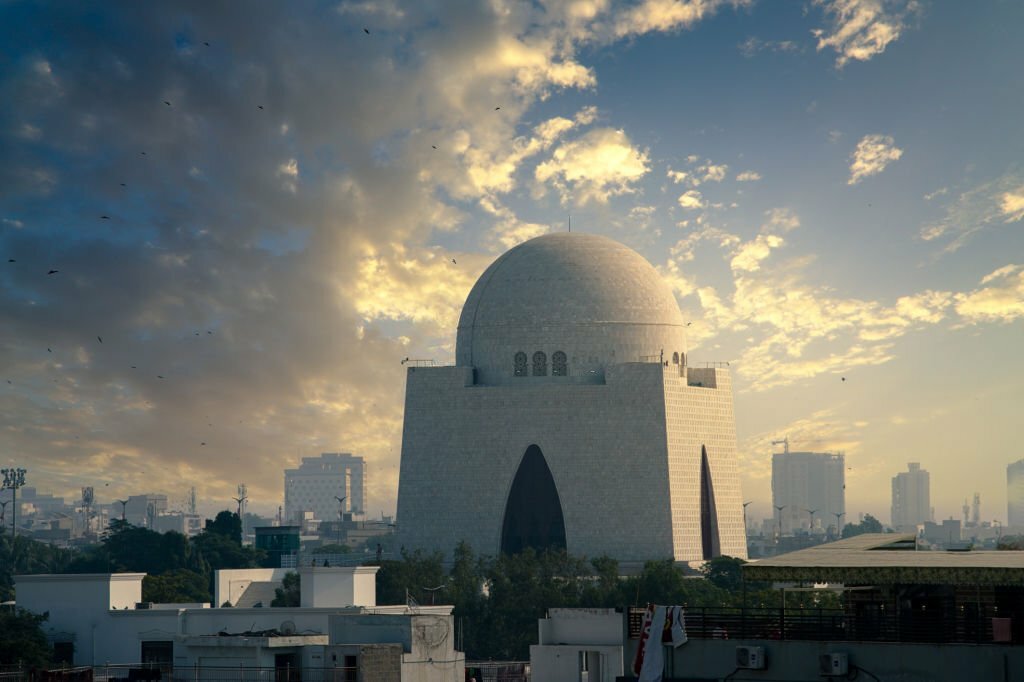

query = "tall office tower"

[
  {"left": 1008, "top": 460, "right": 1024, "bottom": 526},
  {"left": 396, "top": 232, "right": 747, "bottom": 565},
  {"left": 891, "top": 463, "right": 931, "bottom": 530},
  {"left": 771, "top": 450, "right": 846, "bottom": 535},
  {"left": 284, "top": 452, "right": 366, "bottom": 523}
]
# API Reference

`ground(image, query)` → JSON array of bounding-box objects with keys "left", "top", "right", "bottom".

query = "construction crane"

[{"left": 771, "top": 436, "right": 833, "bottom": 454}]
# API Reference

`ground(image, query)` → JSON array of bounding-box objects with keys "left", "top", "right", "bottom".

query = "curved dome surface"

[{"left": 456, "top": 232, "right": 687, "bottom": 383}]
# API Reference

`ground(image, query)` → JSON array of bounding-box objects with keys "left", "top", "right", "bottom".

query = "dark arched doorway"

[
  {"left": 700, "top": 445, "right": 721, "bottom": 560},
  {"left": 500, "top": 445, "right": 567, "bottom": 555}
]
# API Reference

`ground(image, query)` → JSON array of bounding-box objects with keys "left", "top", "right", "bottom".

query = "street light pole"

[
  {"left": 117, "top": 499, "right": 129, "bottom": 523},
  {"left": 1, "top": 468, "right": 27, "bottom": 538},
  {"left": 774, "top": 504, "right": 786, "bottom": 541},
  {"left": 833, "top": 512, "right": 846, "bottom": 537},
  {"left": 742, "top": 501, "right": 752, "bottom": 536},
  {"left": 806, "top": 509, "right": 818, "bottom": 533},
  {"left": 0, "top": 500, "right": 8, "bottom": 533}
]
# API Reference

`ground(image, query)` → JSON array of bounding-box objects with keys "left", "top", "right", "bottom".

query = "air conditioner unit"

[
  {"left": 819, "top": 653, "right": 848, "bottom": 676},
  {"left": 736, "top": 646, "right": 765, "bottom": 670}
]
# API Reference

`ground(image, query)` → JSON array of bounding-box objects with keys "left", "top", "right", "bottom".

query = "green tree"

[
  {"left": 702, "top": 556, "right": 746, "bottom": 592},
  {"left": 375, "top": 549, "right": 446, "bottom": 606},
  {"left": 271, "top": 571, "right": 300, "bottom": 607},
  {"left": 205, "top": 511, "right": 242, "bottom": 543},
  {"left": 0, "top": 535, "right": 76, "bottom": 601},
  {"left": 0, "top": 607, "right": 52, "bottom": 668},
  {"left": 143, "top": 568, "right": 211, "bottom": 603},
  {"left": 841, "top": 513, "right": 885, "bottom": 538}
]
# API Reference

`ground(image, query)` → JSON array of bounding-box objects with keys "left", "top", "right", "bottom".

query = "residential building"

[
  {"left": 285, "top": 452, "right": 366, "bottom": 524},
  {"left": 1008, "top": 459, "right": 1024, "bottom": 527},
  {"left": 771, "top": 450, "right": 845, "bottom": 535},
  {"left": 891, "top": 462, "right": 931, "bottom": 530}
]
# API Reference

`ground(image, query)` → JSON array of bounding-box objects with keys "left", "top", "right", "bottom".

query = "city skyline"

[{"left": 2, "top": 2, "right": 1022, "bottom": 523}]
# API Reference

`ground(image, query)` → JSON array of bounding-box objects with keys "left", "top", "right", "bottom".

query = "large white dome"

[{"left": 456, "top": 232, "right": 688, "bottom": 384}]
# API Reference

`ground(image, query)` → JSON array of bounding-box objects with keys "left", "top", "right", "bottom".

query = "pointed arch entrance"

[
  {"left": 500, "top": 445, "right": 567, "bottom": 555},
  {"left": 699, "top": 445, "right": 721, "bottom": 560}
]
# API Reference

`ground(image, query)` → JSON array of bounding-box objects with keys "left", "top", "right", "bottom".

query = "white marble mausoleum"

[{"left": 395, "top": 232, "right": 746, "bottom": 565}]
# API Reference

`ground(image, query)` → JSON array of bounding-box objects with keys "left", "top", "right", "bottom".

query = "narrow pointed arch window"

[
  {"left": 514, "top": 352, "right": 527, "bottom": 377},
  {"left": 699, "top": 445, "right": 722, "bottom": 560},
  {"left": 552, "top": 351, "right": 567, "bottom": 376},
  {"left": 501, "top": 445, "right": 567, "bottom": 555},
  {"left": 672, "top": 352, "right": 679, "bottom": 365},
  {"left": 532, "top": 351, "right": 547, "bottom": 376}
]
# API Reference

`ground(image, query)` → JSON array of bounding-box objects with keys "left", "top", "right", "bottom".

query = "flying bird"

[
  {"left": 164, "top": 101, "right": 171, "bottom": 106},
  {"left": 258, "top": 105, "right": 264, "bottom": 110},
  {"left": 451, "top": 258, "right": 457, "bottom": 265},
  {"left": 432, "top": 145, "right": 437, "bottom": 149},
  {"left": 204, "top": 42, "right": 210, "bottom": 47},
  {"left": 48, "top": 269, "right": 59, "bottom": 274},
  {"left": 201, "top": 442, "right": 206, "bottom": 446},
  {"left": 130, "top": 366, "right": 136, "bottom": 369},
  {"left": 363, "top": 28, "right": 370, "bottom": 34},
  {"left": 47, "top": 348, "right": 51, "bottom": 353},
  {"left": 100, "top": 215, "right": 110, "bottom": 220},
  {"left": 7, "top": 259, "right": 14, "bottom": 263},
  {"left": 156, "top": 375, "right": 165, "bottom": 379},
  {"left": 841, "top": 377, "right": 846, "bottom": 382},
  {"left": 97, "top": 336, "right": 103, "bottom": 343},
  {"left": 494, "top": 106, "right": 500, "bottom": 110}
]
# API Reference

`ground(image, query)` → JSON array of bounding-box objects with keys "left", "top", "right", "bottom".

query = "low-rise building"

[{"left": 15, "top": 566, "right": 464, "bottom": 681}]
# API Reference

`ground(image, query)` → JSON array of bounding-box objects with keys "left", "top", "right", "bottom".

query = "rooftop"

[{"left": 744, "top": 533, "right": 1024, "bottom": 585}]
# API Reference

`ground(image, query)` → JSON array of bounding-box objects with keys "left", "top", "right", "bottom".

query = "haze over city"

[{"left": 2, "top": 1, "right": 1022, "bottom": 525}]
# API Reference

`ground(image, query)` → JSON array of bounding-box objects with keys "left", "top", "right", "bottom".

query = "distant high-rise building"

[
  {"left": 1007, "top": 460, "right": 1024, "bottom": 526},
  {"left": 124, "top": 494, "right": 168, "bottom": 528},
  {"left": 891, "top": 463, "right": 931, "bottom": 530},
  {"left": 284, "top": 452, "right": 365, "bottom": 524},
  {"left": 771, "top": 451, "right": 845, "bottom": 535}
]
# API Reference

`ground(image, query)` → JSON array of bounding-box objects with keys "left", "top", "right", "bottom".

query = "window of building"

[
  {"left": 532, "top": 351, "right": 547, "bottom": 376},
  {"left": 552, "top": 351, "right": 567, "bottom": 376},
  {"left": 514, "top": 351, "right": 527, "bottom": 376},
  {"left": 672, "top": 352, "right": 679, "bottom": 364}
]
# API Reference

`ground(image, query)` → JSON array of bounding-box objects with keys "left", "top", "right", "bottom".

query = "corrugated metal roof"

[{"left": 743, "top": 534, "right": 1024, "bottom": 585}]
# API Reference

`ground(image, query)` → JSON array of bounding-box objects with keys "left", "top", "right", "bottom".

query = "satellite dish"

[{"left": 280, "top": 620, "right": 297, "bottom": 635}]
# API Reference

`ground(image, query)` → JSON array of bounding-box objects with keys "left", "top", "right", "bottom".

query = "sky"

[{"left": 1, "top": 0, "right": 1022, "bottom": 527}]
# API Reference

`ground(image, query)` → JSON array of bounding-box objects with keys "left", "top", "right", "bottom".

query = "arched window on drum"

[
  {"left": 672, "top": 352, "right": 679, "bottom": 365},
  {"left": 552, "top": 351, "right": 567, "bottom": 376},
  {"left": 514, "top": 352, "right": 528, "bottom": 377},
  {"left": 532, "top": 351, "right": 547, "bottom": 376}
]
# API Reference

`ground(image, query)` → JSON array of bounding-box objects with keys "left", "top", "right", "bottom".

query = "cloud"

[
  {"left": 812, "top": 0, "right": 920, "bottom": 68},
  {"left": 847, "top": 134, "right": 902, "bottom": 185},
  {"left": 612, "top": 0, "right": 743, "bottom": 38},
  {"left": 534, "top": 127, "right": 650, "bottom": 205},
  {"left": 954, "top": 265, "right": 1024, "bottom": 323},
  {"left": 738, "top": 37, "right": 801, "bottom": 57},
  {"left": 736, "top": 170, "right": 761, "bottom": 182},
  {"left": 919, "top": 173, "right": 1024, "bottom": 254},
  {"left": 677, "top": 189, "right": 705, "bottom": 209}
]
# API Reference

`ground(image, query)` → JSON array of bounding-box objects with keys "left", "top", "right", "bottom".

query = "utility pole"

[{"left": 2, "top": 468, "right": 27, "bottom": 538}]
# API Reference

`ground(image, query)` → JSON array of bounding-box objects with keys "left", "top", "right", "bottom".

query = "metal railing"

[{"left": 665, "top": 606, "right": 1016, "bottom": 645}]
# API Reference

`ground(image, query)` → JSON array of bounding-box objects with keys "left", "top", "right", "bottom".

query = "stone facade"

[{"left": 396, "top": 233, "right": 746, "bottom": 564}]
